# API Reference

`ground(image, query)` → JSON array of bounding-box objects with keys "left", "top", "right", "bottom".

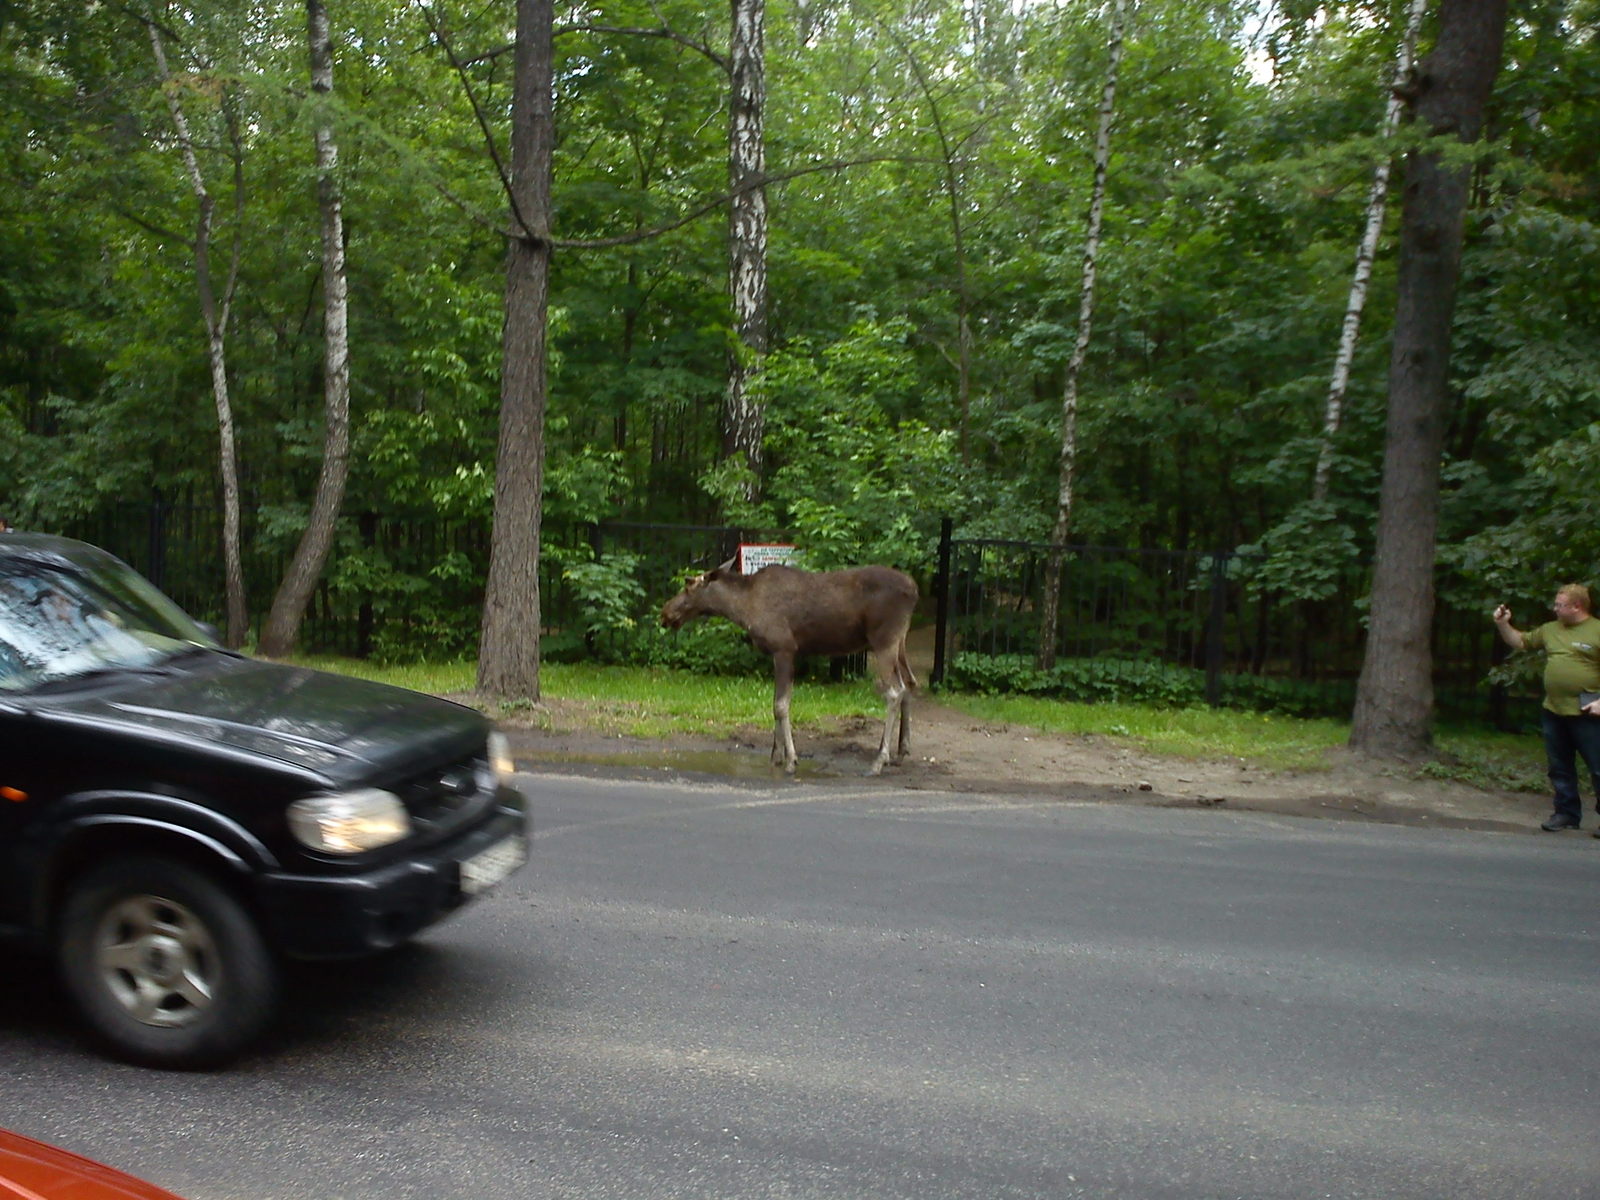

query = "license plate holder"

[{"left": 460, "top": 834, "right": 527, "bottom": 896}]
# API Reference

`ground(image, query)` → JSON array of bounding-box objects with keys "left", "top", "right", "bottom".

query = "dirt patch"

[{"left": 490, "top": 692, "right": 1553, "bottom": 836}]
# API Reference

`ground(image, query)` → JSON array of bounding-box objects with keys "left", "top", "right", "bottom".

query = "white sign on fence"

[{"left": 738, "top": 543, "right": 799, "bottom": 574}]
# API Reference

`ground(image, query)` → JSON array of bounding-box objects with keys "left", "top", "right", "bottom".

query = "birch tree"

[
  {"left": 1312, "top": 0, "right": 1429, "bottom": 501},
  {"left": 259, "top": 0, "right": 352, "bottom": 657},
  {"left": 1035, "top": 0, "right": 1128, "bottom": 671},
  {"left": 146, "top": 20, "right": 249, "bottom": 648},
  {"left": 1349, "top": 0, "right": 1508, "bottom": 758},
  {"left": 724, "top": 0, "right": 768, "bottom": 498}
]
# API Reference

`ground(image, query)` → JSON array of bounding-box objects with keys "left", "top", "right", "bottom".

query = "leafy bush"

[
  {"left": 946, "top": 653, "right": 1205, "bottom": 706},
  {"left": 945, "top": 652, "right": 1355, "bottom": 718},
  {"left": 556, "top": 548, "right": 647, "bottom": 639},
  {"left": 605, "top": 620, "right": 770, "bottom": 675}
]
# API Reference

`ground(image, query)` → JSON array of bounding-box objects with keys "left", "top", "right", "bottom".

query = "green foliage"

[
  {"left": 947, "top": 653, "right": 1208, "bottom": 706},
  {"left": 1234, "top": 500, "right": 1361, "bottom": 604},
  {"left": 1443, "top": 206, "right": 1600, "bottom": 599},
  {"left": 325, "top": 533, "right": 482, "bottom": 665},
  {"left": 557, "top": 548, "right": 647, "bottom": 638},
  {"left": 609, "top": 620, "right": 771, "bottom": 675},
  {"left": 752, "top": 318, "right": 967, "bottom": 573},
  {"left": 945, "top": 652, "right": 1354, "bottom": 718}
]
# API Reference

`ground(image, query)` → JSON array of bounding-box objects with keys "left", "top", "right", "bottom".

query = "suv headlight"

[
  {"left": 488, "top": 731, "right": 515, "bottom": 784},
  {"left": 288, "top": 789, "right": 411, "bottom": 854}
]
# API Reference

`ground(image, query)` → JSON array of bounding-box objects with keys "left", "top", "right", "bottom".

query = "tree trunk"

[
  {"left": 477, "top": 0, "right": 554, "bottom": 700},
  {"left": 1312, "top": 0, "right": 1428, "bottom": 501},
  {"left": 259, "top": 0, "right": 352, "bottom": 657},
  {"left": 1349, "top": 0, "right": 1507, "bottom": 758},
  {"left": 723, "top": 0, "right": 767, "bottom": 501},
  {"left": 1036, "top": 0, "right": 1127, "bottom": 671},
  {"left": 147, "top": 26, "right": 248, "bottom": 649}
]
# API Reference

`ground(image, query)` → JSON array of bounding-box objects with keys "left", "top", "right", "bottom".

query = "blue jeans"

[{"left": 1540, "top": 710, "right": 1600, "bottom": 822}]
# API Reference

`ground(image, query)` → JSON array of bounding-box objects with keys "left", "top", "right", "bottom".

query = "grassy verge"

[
  {"left": 290, "top": 656, "right": 890, "bottom": 740},
  {"left": 291, "top": 656, "right": 1548, "bottom": 790},
  {"left": 942, "top": 693, "right": 1349, "bottom": 771}
]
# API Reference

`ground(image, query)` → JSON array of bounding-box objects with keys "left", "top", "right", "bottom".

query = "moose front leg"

[
  {"left": 870, "top": 679, "right": 907, "bottom": 776},
  {"left": 771, "top": 652, "right": 798, "bottom": 773}
]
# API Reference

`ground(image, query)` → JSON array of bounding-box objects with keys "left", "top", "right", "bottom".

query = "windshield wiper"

[
  {"left": 158, "top": 644, "right": 223, "bottom": 666},
  {"left": 27, "top": 662, "right": 181, "bottom": 693}
]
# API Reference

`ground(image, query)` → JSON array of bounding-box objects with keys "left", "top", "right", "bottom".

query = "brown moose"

[{"left": 660, "top": 561, "right": 918, "bottom": 775}]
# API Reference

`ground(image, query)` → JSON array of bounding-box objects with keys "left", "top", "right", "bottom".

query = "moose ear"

[{"left": 712, "top": 556, "right": 739, "bottom": 577}]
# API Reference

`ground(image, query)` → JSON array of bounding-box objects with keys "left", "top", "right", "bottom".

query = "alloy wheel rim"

[{"left": 92, "top": 894, "right": 218, "bottom": 1027}]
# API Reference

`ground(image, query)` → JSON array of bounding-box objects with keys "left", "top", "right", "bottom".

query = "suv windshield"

[{"left": 0, "top": 557, "right": 218, "bottom": 691}]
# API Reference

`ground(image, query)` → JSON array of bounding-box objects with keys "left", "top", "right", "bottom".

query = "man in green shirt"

[{"left": 1494, "top": 583, "right": 1600, "bottom": 832}]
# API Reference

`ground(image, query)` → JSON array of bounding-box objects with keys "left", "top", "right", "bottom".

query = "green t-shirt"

[{"left": 1523, "top": 615, "right": 1600, "bottom": 715}]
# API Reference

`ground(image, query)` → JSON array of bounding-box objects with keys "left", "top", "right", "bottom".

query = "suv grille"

[{"left": 392, "top": 751, "right": 495, "bottom": 838}]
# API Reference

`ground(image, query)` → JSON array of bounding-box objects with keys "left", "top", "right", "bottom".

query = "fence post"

[
  {"left": 1204, "top": 550, "right": 1229, "bottom": 707},
  {"left": 1488, "top": 630, "right": 1509, "bottom": 729},
  {"left": 356, "top": 512, "right": 377, "bottom": 659},
  {"left": 585, "top": 522, "right": 604, "bottom": 656},
  {"left": 146, "top": 491, "right": 166, "bottom": 593},
  {"left": 932, "top": 516, "right": 953, "bottom": 688}
]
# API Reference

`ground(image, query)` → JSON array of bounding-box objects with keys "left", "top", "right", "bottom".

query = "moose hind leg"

[
  {"left": 894, "top": 646, "right": 913, "bottom": 764},
  {"left": 896, "top": 689, "right": 911, "bottom": 763}
]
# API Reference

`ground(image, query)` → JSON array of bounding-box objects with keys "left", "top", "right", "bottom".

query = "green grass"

[
  {"left": 292, "top": 656, "right": 479, "bottom": 697},
  {"left": 939, "top": 693, "right": 1350, "bottom": 771},
  {"left": 539, "top": 665, "right": 887, "bottom": 738},
  {"left": 290, "top": 655, "right": 890, "bottom": 740},
  {"left": 289, "top": 655, "right": 1550, "bottom": 789},
  {"left": 940, "top": 693, "right": 1549, "bottom": 788},
  {"left": 1425, "top": 728, "right": 1547, "bottom": 793}
]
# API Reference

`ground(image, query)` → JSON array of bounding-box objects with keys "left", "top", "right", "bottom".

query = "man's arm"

[{"left": 1493, "top": 604, "right": 1526, "bottom": 650}]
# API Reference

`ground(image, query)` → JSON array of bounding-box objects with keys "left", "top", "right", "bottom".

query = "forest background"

[{"left": 1, "top": 0, "right": 1596, "bottom": 756}]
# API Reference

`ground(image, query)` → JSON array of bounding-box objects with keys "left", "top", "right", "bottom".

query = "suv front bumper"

[{"left": 254, "top": 788, "right": 529, "bottom": 959}]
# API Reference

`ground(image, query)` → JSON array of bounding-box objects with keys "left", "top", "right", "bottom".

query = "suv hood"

[{"left": 33, "top": 656, "right": 486, "bottom": 784}]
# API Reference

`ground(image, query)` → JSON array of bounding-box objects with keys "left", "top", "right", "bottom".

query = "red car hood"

[{"left": 0, "top": 1130, "right": 184, "bottom": 1200}]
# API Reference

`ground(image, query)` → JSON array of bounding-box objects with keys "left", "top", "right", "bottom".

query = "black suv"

[{"left": 0, "top": 533, "right": 528, "bottom": 1068}]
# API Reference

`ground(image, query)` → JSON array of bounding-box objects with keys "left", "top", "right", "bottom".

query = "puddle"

[{"left": 521, "top": 748, "right": 835, "bottom": 781}]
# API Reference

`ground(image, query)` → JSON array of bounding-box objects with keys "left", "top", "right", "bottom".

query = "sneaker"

[{"left": 1541, "top": 814, "right": 1581, "bottom": 831}]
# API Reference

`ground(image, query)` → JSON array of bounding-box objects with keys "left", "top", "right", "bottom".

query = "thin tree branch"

[
  {"left": 461, "top": 19, "right": 728, "bottom": 72},
  {"left": 109, "top": 206, "right": 192, "bottom": 248},
  {"left": 416, "top": 0, "right": 529, "bottom": 241},
  {"left": 556, "top": 23, "right": 728, "bottom": 72},
  {"left": 552, "top": 153, "right": 917, "bottom": 249}
]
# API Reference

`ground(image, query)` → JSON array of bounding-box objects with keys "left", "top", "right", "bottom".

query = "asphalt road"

[{"left": 4, "top": 772, "right": 1599, "bottom": 1199}]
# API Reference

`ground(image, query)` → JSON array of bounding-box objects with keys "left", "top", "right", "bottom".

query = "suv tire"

[{"left": 58, "top": 856, "right": 282, "bottom": 1070}]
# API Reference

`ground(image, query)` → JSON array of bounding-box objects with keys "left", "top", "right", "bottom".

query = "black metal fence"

[
  {"left": 20, "top": 502, "right": 1525, "bottom": 724},
  {"left": 927, "top": 518, "right": 1522, "bottom": 723}
]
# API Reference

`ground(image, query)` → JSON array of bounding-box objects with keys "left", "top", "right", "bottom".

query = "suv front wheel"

[{"left": 57, "top": 856, "right": 282, "bottom": 1069}]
